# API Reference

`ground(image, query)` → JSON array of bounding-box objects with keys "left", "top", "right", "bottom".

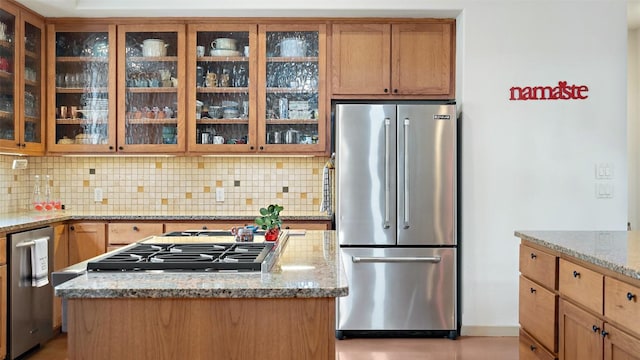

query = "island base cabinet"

[
  {"left": 67, "top": 297, "right": 336, "bottom": 359},
  {"left": 519, "top": 329, "right": 556, "bottom": 360},
  {"left": 604, "top": 323, "right": 640, "bottom": 360},
  {"left": 559, "top": 300, "right": 603, "bottom": 360}
]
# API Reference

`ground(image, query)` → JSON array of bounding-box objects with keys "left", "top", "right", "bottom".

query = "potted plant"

[{"left": 255, "top": 204, "right": 284, "bottom": 241}]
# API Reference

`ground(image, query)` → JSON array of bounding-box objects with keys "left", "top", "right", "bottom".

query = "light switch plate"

[
  {"left": 215, "top": 187, "right": 224, "bottom": 202},
  {"left": 94, "top": 188, "right": 103, "bottom": 202}
]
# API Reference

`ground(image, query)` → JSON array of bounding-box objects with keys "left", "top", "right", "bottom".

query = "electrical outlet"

[
  {"left": 94, "top": 188, "right": 103, "bottom": 202},
  {"left": 215, "top": 187, "right": 224, "bottom": 202},
  {"left": 11, "top": 159, "right": 28, "bottom": 170}
]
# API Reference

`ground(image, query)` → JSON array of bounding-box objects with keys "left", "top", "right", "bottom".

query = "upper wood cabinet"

[
  {"left": 0, "top": 3, "right": 45, "bottom": 155},
  {"left": 331, "top": 21, "right": 455, "bottom": 99},
  {"left": 47, "top": 24, "right": 117, "bottom": 153}
]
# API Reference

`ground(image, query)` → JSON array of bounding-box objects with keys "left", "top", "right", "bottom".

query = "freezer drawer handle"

[
  {"left": 352, "top": 256, "right": 442, "bottom": 263},
  {"left": 383, "top": 117, "right": 391, "bottom": 229}
]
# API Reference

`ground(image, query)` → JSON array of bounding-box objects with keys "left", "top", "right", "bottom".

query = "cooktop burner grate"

[{"left": 87, "top": 242, "right": 274, "bottom": 272}]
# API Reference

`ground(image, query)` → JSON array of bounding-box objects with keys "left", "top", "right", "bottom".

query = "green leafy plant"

[{"left": 255, "top": 204, "right": 284, "bottom": 231}]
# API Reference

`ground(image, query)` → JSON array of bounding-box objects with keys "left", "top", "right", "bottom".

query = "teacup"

[{"left": 213, "top": 135, "right": 225, "bottom": 144}]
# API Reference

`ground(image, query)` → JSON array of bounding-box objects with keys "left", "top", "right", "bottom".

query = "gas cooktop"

[{"left": 87, "top": 242, "right": 274, "bottom": 272}]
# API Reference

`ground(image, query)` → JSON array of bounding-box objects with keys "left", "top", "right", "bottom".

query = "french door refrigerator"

[{"left": 335, "top": 101, "right": 458, "bottom": 339}]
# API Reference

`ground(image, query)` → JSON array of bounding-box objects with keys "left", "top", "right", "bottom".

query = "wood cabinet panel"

[
  {"left": 0, "top": 265, "right": 6, "bottom": 358},
  {"left": 107, "top": 222, "right": 163, "bottom": 245},
  {"left": 163, "top": 222, "right": 240, "bottom": 233},
  {"left": 53, "top": 223, "right": 68, "bottom": 330},
  {"left": 605, "top": 277, "right": 640, "bottom": 337},
  {"left": 520, "top": 275, "right": 557, "bottom": 353},
  {"left": 604, "top": 323, "right": 640, "bottom": 360},
  {"left": 559, "top": 299, "right": 603, "bottom": 360},
  {"left": 283, "top": 221, "right": 331, "bottom": 230},
  {"left": 68, "top": 222, "right": 106, "bottom": 264},
  {"left": 391, "top": 23, "right": 454, "bottom": 96},
  {"left": 330, "top": 23, "right": 390, "bottom": 95},
  {"left": 520, "top": 244, "right": 557, "bottom": 290},
  {"left": 559, "top": 259, "right": 603, "bottom": 315},
  {"left": 0, "top": 235, "right": 5, "bottom": 264},
  {"left": 519, "top": 329, "right": 555, "bottom": 360}
]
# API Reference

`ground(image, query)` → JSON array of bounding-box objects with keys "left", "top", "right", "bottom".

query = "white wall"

[{"left": 19, "top": 0, "right": 630, "bottom": 334}]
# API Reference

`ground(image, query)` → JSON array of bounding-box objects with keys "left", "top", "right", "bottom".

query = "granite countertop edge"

[
  {"left": 56, "top": 287, "right": 349, "bottom": 299},
  {"left": 0, "top": 212, "right": 333, "bottom": 233},
  {"left": 515, "top": 230, "right": 640, "bottom": 281}
]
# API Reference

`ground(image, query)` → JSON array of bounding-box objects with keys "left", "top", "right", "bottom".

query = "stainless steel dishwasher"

[{"left": 8, "top": 226, "right": 54, "bottom": 360}]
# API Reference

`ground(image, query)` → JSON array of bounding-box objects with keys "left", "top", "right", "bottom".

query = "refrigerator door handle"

[
  {"left": 352, "top": 256, "right": 442, "bottom": 263},
  {"left": 403, "top": 118, "right": 410, "bottom": 229},
  {"left": 383, "top": 117, "right": 391, "bottom": 229}
]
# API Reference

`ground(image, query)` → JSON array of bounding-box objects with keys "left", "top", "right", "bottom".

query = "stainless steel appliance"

[
  {"left": 335, "top": 102, "right": 458, "bottom": 339},
  {"left": 8, "top": 226, "right": 54, "bottom": 359}
]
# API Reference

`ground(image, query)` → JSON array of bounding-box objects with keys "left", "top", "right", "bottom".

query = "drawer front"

[
  {"left": 163, "top": 222, "right": 240, "bottom": 233},
  {"left": 604, "top": 277, "right": 640, "bottom": 337},
  {"left": 519, "top": 329, "right": 556, "bottom": 360},
  {"left": 0, "top": 235, "right": 5, "bottom": 264},
  {"left": 107, "top": 223, "right": 163, "bottom": 245},
  {"left": 559, "top": 259, "right": 603, "bottom": 315},
  {"left": 520, "top": 275, "right": 558, "bottom": 352},
  {"left": 520, "top": 244, "right": 557, "bottom": 290}
]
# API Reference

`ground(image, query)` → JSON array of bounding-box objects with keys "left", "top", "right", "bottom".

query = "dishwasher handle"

[{"left": 352, "top": 256, "right": 441, "bottom": 263}]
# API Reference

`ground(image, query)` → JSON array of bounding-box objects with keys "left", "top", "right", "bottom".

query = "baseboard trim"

[{"left": 460, "top": 326, "right": 519, "bottom": 337}]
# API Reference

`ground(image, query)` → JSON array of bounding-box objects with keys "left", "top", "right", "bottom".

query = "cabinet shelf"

[
  {"left": 127, "top": 87, "right": 177, "bottom": 93},
  {"left": 266, "top": 119, "right": 317, "bottom": 125},
  {"left": 0, "top": 39, "right": 12, "bottom": 50},
  {"left": 267, "top": 56, "right": 318, "bottom": 63},
  {"left": 0, "top": 110, "right": 13, "bottom": 119},
  {"left": 56, "top": 118, "right": 108, "bottom": 125},
  {"left": 128, "top": 56, "right": 178, "bottom": 62},
  {"left": 266, "top": 87, "right": 317, "bottom": 94},
  {"left": 196, "top": 118, "right": 249, "bottom": 125},
  {"left": 24, "top": 50, "right": 37, "bottom": 58},
  {"left": 0, "top": 70, "right": 13, "bottom": 80},
  {"left": 24, "top": 79, "right": 39, "bottom": 87},
  {"left": 198, "top": 56, "right": 248, "bottom": 62},
  {"left": 126, "top": 117, "right": 178, "bottom": 125},
  {"left": 196, "top": 87, "right": 248, "bottom": 94},
  {"left": 56, "top": 56, "right": 109, "bottom": 63},
  {"left": 56, "top": 87, "right": 108, "bottom": 93},
  {"left": 24, "top": 115, "right": 40, "bottom": 122}
]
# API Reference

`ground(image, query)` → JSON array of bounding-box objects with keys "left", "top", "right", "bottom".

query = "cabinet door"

[
  {"left": 19, "top": 11, "right": 45, "bottom": 155},
  {"left": 0, "top": 5, "right": 18, "bottom": 152},
  {"left": 519, "top": 275, "right": 557, "bottom": 353},
  {"left": 559, "top": 299, "right": 603, "bottom": 360},
  {"left": 258, "top": 24, "right": 327, "bottom": 154},
  {"left": 330, "top": 23, "right": 390, "bottom": 95},
  {"left": 519, "top": 329, "right": 556, "bottom": 360},
  {"left": 604, "top": 323, "right": 640, "bottom": 360},
  {"left": 187, "top": 24, "right": 257, "bottom": 153},
  {"left": 68, "top": 222, "right": 106, "bottom": 264},
  {"left": 118, "top": 24, "right": 185, "bottom": 153},
  {"left": 391, "top": 22, "right": 455, "bottom": 97},
  {"left": 47, "top": 24, "right": 117, "bottom": 153}
]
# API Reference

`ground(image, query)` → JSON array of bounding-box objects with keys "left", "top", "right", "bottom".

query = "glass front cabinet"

[
  {"left": 118, "top": 24, "right": 185, "bottom": 153},
  {"left": 47, "top": 24, "right": 117, "bottom": 153},
  {"left": 187, "top": 24, "right": 257, "bottom": 153},
  {"left": 258, "top": 24, "right": 327, "bottom": 154},
  {"left": 0, "top": 4, "right": 45, "bottom": 155}
]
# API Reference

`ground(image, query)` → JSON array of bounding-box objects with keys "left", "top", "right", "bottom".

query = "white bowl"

[{"left": 210, "top": 49, "right": 241, "bottom": 57}]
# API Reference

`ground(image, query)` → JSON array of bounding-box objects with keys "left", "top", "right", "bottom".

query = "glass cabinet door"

[
  {"left": 0, "top": 7, "right": 17, "bottom": 150},
  {"left": 20, "top": 12, "right": 45, "bottom": 154},
  {"left": 258, "top": 24, "right": 326, "bottom": 153},
  {"left": 48, "top": 24, "right": 117, "bottom": 152},
  {"left": 118, "top": 25, "right": 185, "bottom": 153},
  {"left": 187, "top": 24, "right": 256, "bottom": 153}
]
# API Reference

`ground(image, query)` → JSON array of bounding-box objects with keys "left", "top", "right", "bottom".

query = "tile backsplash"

[{"left": 0, "top": 155, "right": 330, "bottom": 215}]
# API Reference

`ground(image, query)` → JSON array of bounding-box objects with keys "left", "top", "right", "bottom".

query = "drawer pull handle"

[
  {"left": 573, "top": 270, "right": 580, "bottom": 278},
  {"left": 530, "top": 253, "right": 537, "bottom": 259},
  {"left": 627, "top": 292, "right": 636, "bottom": 301},
  {"left": 601, "top": 330, "right": 609, "bottom": 338},
  {"left": 529, "top": 345, "right": 536, "bottom": 352},
  {"left": 592, "top": 325, "right": 600, "bottom": 333},
  {"left": 530, "top": 287, "right": 536, "bottom": 294},
  {"left": 202, "top": 226, "right": 208, "bottom": 230},
  {"left": 132, "top": 226, "right": 139, "bottom": 231}
]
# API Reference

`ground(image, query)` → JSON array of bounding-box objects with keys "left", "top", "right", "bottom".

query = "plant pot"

[{"left": 264, "top": 228, "right": 280, "bottom": 241}]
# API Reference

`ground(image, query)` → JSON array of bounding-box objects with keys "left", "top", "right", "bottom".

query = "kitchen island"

[{"left": 55, "top": 230, "right": 347, "bottom": 360}]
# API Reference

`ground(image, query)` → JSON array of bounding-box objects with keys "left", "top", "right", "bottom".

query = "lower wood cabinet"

[
  {"left": 107, "top": 222, "right": 163, "bottom": 251},
  {"left": 604, "top": 323, "right": 640, "bottom": 360},
  {"left": 52, "top": 223, "right": 68, "bottom": 331},
  {"left": 0, "top": 257, "right": 6, "bottom": 359},
  {"left": 68, "top": 222, "right": 106, "bottom": 264},
  {"left": 520, "top": 329, "right": 556, "bottom": 360},
  {"left": 559, "top": 299, "right": 603, "bottom": 360}
]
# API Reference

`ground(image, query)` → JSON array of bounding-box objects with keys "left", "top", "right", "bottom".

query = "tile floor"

[{"left": 24, "top": 333, "right": 519, "bottom": 360}]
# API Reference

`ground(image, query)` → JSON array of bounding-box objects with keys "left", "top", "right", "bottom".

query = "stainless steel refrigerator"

[{"left": 335, "top": 101, "right": 458, "bottom": 339}]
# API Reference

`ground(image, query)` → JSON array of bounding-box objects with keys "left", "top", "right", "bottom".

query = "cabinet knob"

[
  {"left": 592, "top": 325, "right": 600, "bottom": 333},
  {"left": 70, "top": 226, "right": 75, "bottom": 231},
  {"left": 529, "top": 345, "right": 536, "bottom": 352},
  {"left": 109, "top": 146, "right": 114, "bottom": 150},
  {"left": 601, "top": 330, "right": 609, "bottom": 338},
  {"left": 16, "top": 143, "right": 21, "bottom": 147},
  {"left": 530, "top": 253, "right": 537, "bottom": 259},
  {"left": 573, "top": 270, "right": 580, "bottom": 278},
  {"left": 627, "top": 292, "right": 636, "bottom": 301},
  {"left": 529, "top": 287, "right": 536, "bottom": 294},
  {"left": 384, "top": 88, "right": 388, "bottom": 93},
  {"left": 202, "top": 226, "right": 207, "bottom": 230},
  {"left": 259, "top": 146, "right": 264, "bottom": 150},
  {"left": 250, "top": 146, "right": 254, "bottom": 150},
  {"left": 393, "top": 89, "right": 398, "bottom": 93},
  {"left": 119, "top": 146, "right": 124, "bottom": 150},
  {"left": 132, "top": 226, "right": 139, "bottom": 231}
]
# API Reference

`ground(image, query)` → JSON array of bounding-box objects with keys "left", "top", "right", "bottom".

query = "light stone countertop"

[
  {"left": 0, "top": 211, "right": 332, "bottom": 233},
  {"left": 55, "top": 230, "right": 348, "bottom": 299},
  {"left": 515, "top": 230, "right": 640, "bottom": 280}
]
